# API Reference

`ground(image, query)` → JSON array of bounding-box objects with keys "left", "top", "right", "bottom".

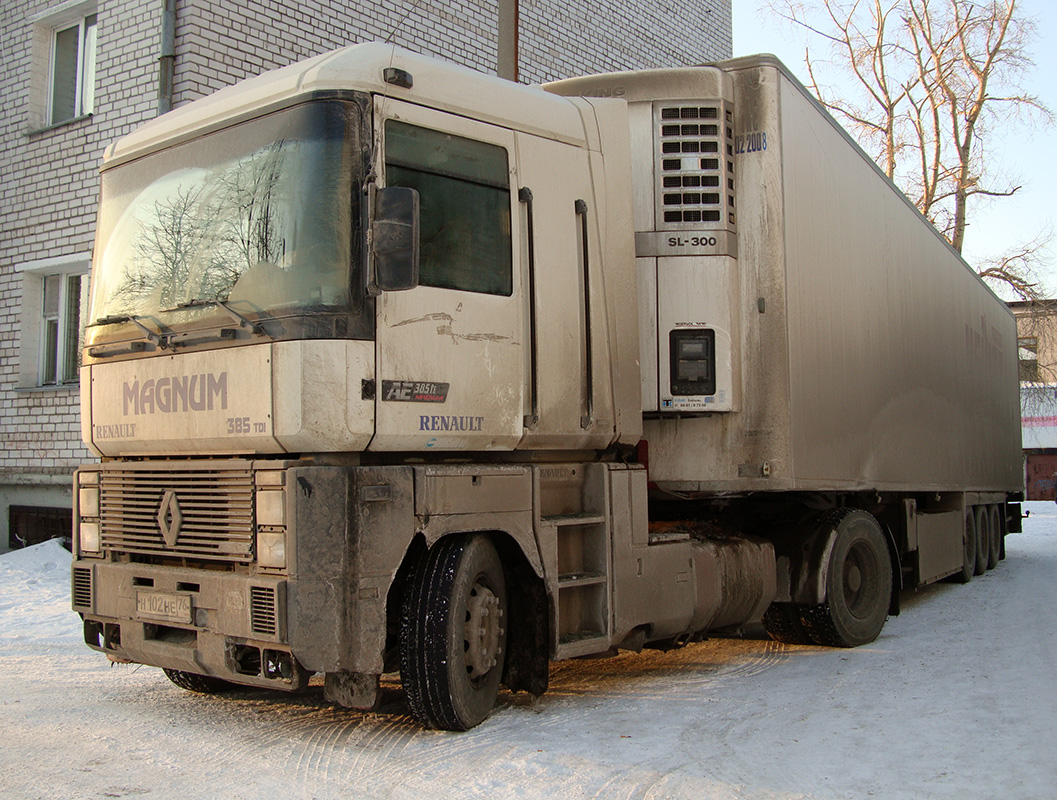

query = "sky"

[{"left": 733, "top": 0, "right": 1057, "bottom": 297}]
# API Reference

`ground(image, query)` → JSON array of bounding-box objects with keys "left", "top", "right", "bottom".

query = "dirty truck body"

[{"left": 72, "top": 45, "right": 1022, "bottom": 730}]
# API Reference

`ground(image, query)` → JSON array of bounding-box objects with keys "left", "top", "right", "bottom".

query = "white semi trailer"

[{"left": 72, "top": 44, "right": 1022, "bottom": 730}]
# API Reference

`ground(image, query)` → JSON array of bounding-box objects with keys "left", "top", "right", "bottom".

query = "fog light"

[
  {"left": 79, "top": 521, "right": 101, "bottom": 554},
  {"left": 257, "top": 531, "right": 286, "bottom": 568}
]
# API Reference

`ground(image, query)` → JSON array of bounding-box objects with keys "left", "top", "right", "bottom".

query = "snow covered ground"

[{"left": 2, "top": 505, "right": 1056, "bottom": 800}]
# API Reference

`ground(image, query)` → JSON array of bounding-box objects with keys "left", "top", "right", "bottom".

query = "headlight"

[
  {"left": 79, "top": 486, "right": 99, "bottom": 517},
  {"left": 255, "top": 490, "right": 285, "bottom": 526},
  {"left": 77, "top": 471, "right": 101, "bottom": 556},
  {"left": 254, "top": 471, "right": 286, "bottom": 568}
]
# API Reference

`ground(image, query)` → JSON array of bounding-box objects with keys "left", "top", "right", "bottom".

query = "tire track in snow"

[
  {"left": 161, "top": 638, "right": 795, "bottom": 795},
  {"left": 541, "top": 638, "right": 794, "bottom": 703},
  {"left": 239, "top": 695, "right": 523, "bottom": 793}
]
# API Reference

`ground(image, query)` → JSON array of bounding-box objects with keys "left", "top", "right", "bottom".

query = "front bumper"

[{"left": 73, "top": 558, "right": 303, "bottom": 690}]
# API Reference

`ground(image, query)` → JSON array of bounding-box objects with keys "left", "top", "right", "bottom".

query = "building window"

[
  {"left": 28, "top": 2, "right": 98, "bottom": 130},
  {"left": 49, "top": 12, "right": 97, "bottom": 124},
  {"left": 1019, "top": 336, "right": 1040, "bottom": 383},
  {"left": 41, "top": 272, "right": 85, "bottom": 384},
  {"left": 18, "top": 257, "right": 90, "bottom": 389}
]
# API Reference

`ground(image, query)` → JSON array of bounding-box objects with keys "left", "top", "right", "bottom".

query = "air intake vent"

[
  {"left": 656, "top": 103, "right": 736, "bottom": 229},
  {"left": 249, "top": 586, "right": 279, "bottom": 636},
  {"left": 72, "top": 567, "right": 92, "bottom": 608}
]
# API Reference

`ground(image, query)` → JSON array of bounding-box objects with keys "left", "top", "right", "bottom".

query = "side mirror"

[{"left": 371, "top": 186, "right": 419, "bottom": 292}]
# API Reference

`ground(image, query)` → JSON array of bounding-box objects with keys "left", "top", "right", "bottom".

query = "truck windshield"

[{"left": 87, "top": 99, "right": 367, "bottom": 348}]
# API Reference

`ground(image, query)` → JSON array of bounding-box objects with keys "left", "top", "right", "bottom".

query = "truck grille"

[
  {"left": 657, "top": 104, "right": 735, "bottom": 228},
  {"left": 99, "top": 464, "right": 254, "bottom": 563}
]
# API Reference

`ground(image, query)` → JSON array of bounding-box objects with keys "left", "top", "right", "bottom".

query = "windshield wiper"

[
  {"left": 168, "top": 298, "right": 268, "bottom": 337},
  {"left": 89, "top": 313, "right": 167, "bottom": 350}
]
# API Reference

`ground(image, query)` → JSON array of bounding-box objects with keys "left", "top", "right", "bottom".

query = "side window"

[{"left": 384, "top": 121, "right": 512, "bottom": 296}]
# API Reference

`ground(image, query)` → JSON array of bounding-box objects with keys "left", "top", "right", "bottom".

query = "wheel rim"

[
  {"left": 843, "top": 540, "right": 879, "bottom": 620},
  {"left": 462, "top": 578, "right": 503, "bottom": 684}
]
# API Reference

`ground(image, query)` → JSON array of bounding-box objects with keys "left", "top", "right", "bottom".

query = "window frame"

[
  {"left": 47, "top": 11, "right": 97, "bottom": 125},
  {"left": 1019, "top": 335, "right": 1041, "bottom": 383},
  {"left": 28, "top": 1, "right": 98, "bottom": 131},
  {"left": 18, "top": 256, "right": 91, "bottom": 390},
  {"left": 383, "top": 120, "right": 514, "bottom": 297}
]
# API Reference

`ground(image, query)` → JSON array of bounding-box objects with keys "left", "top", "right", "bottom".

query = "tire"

[
  {"left": 400, "top": 534, "right": 508, "bottom": 731},
  {"left": 163, "top": 669, "right": 236, "bottom": 694},
  {"left": 987, "top": 505, "right": 1002, "bottom": 570},
  {"left": 800, "top": 509, "right": 893, "bottom": 648},
  {"left": 953, "top": 506, "right": 976, "bottom": 584},
  {"left": 761, "top": 603, "right": 815, "bottom": 645},
  {"left": 974, "top": 506, "right": 988, "bottom": 576}
]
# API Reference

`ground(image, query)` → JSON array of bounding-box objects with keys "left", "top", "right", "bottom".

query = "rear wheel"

[
  {"left": 800, "top": 509, "right": 892, "bottom": 648},
  {"left": 400, "top": 534, "right": 508, "bottom": 731},
  {"left": 953, "top": 507, "right": 976, "bottom": 584},
  {"left": 987, "top": 505, "right": 1002, "bottom": 570},
  {"left": 974, "top": 506, "right": 989, "bottom": 576},
  {"left": 163, "top": 669, "right": 236, "bottom": 694},
  {"left": 761, "top": 603, "right": 815, "bottom": 645}
]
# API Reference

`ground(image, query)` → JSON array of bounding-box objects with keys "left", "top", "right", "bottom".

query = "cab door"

[{"left": 369, "top": 98, "right": 525, "bottom": 452}]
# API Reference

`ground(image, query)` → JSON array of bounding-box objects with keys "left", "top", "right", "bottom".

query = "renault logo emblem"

[{"left": 158, "top": 490, "right": 183, "bottom": 547}]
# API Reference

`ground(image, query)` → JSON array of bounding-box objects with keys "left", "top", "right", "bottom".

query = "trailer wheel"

[
  {"left": 761, "top": 603, "right": 815, "bottom": 645},
  {"left": 953, "top": 507, "right": 977, "bottom": 584},
  {"left": 974, "top": 506, "right": 989, "bottom": 576},
  {"left": 162, "top": 669, "right": 236, "bottom": 694},
  {"left": 800, "top": 510, "right": 892, "bottom": 648},
  {"left": 400, "top": 534, "right": 507, "bottom": 731},
  {"left": 987, "top": 505, "right": 1002, "bottom": 570}
]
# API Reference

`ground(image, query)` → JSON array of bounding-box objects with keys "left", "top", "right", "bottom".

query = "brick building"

[
  {"left": 1011, "top": 301, "right": 1057, "bottom": 500},
  {"left": 0, "top": 0, "right": 733, "bottom": 551}
]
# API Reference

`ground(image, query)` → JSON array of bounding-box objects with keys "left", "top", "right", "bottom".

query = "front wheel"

[
  {"left": 400, "top": 534, "right": 508, "bottom": 731},
  {"left": 163, "top": 669, "right": 236, "bottom": 694},
  {"left": 801, "top": 509, "right": 893, "bottom": 648}
]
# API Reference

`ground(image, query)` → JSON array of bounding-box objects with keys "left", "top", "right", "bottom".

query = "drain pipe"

[
  {"left": 497, "top": 0, "right": 518, "bottom": 82},
  {"left": 158, "top": 0, "right": 176, "bottom": 115}
]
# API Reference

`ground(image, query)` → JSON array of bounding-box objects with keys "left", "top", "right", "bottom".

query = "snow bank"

[
  {"left": 0, "top": 539, "right": 75, "bottom": 646},
  {"left": 1, "top": 508, "right": 1055, "bottom": 800},
  {"left": 0, "top": 537, "right": 71, "bottom": 572}
]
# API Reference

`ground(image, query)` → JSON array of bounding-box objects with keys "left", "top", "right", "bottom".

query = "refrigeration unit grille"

[{"left": 657, "top": 104, "right": 735, "bottom": 227}]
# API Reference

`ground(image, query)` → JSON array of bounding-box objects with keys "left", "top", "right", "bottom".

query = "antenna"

[{"left": 383, "top": 0, "right": 426, "bottom": 44}]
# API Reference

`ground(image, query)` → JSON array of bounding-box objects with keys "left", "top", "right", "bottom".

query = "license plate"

[{"left": 136, "top": 591, "right": 192, "bottom": 624}]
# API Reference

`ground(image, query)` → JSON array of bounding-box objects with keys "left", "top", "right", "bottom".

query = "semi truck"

[{"left": 71, "top": 43, "right": 1023, "bottom": 731}]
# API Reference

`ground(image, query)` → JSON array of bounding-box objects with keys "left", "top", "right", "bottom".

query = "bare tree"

[
  {"left": 110, "top": 142, "right": 291, "bottom": 316},
  {"left": 770, "top": 0, "right": 1051, "bottom": 299}
]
